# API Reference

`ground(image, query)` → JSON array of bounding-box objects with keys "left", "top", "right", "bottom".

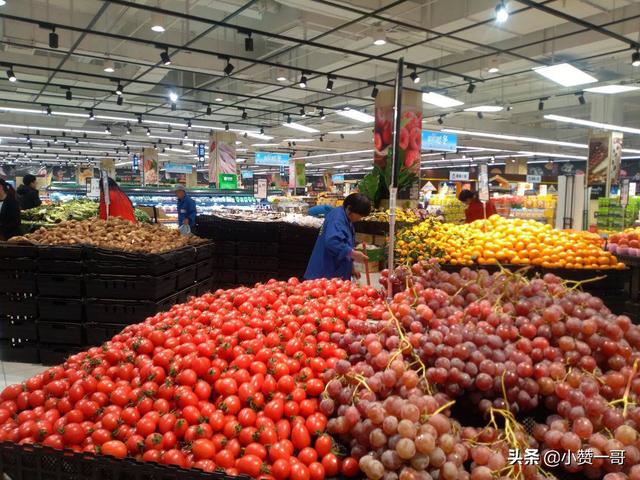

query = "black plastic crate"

[
  {"left": 0, "top": 257, "right": 36, "bottom": 271},
  {"left": 237, "top": 271, "right": 277, "bottom": 286},
  {"left": 0, "top": 293, "right": 37, "bottom": 317},
  {"left": 236, "top": 256, "right": 279, "bottom": 272},
  {"left": 194, "top": 241, "right": 215, "bottom": 260},
  {"left": 38, "top": 260, "right": 84, "bottom": 274},
  {"left": 279, "top": 223, "right": 320, "bottom": 243},
  {"left": 85, "top": 247, "right": 179, "bottom": 275},
  {"left": 0, "top": 442, "right": 252, "bottom": 480},
  {"left": 85, "top": 271, "right": 177, "bottom": 301},
  {"left": 0, "top": 270, "right": 37, "bottom": 293},
  {"left": 85, "top": 294, "right": 177, "bottom": 325},
  {"left": 39, "top": 344, "right": 82, "bottom": 366},
  {"left": 176, "top": 285, "right": 198, "bottom": 304},
  {"left": 278, "top": 269, "right": 306, "bottom": 281},
  {"left": 196, "top": 278, "right": 214, "bottom": 296},
  {"left": 0, "top": 317, "right": 37, "bottom": 340},
  {"left": 237, "top": 241, "right": 279, "bottom": 257},
  {"left": 212, "top": 255, "right": 236, "bottom": 269},
  {"left": 37, "top": 245, "right": 84, "bottom": 260},
  {"left": 39, "top": 297, "right": 84, "bottom": 322},
  {"left": 0, "top": 242, "right": 38, "bottom": 258},
  {"left": 212, "top": 270, "right": 236, "bottom": 284},
  {"left": 37, "top": 274, "right": 84, "bottom": 298},
  {"left": 37, "top": 321, "right": 84, "bottom": 346},
  {"left": 212, "top": 241, "right": 237, "bottom": 255},
  {"left": 175, "top": 246, "right": 197, "bottom": 268},
  {"left": 177, "top": 265, "right": 197, "bottom": 289},
  {"left": 195, "top": 258, "right": 214, "bottom": 280},
  {"left": 0, "top": 339, "right": 39, "bottom": 363},
  {"left": 85, "top": 323, "right": 124, "bottom": 346}
]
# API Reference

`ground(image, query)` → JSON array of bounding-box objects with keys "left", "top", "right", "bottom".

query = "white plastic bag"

[{"left": 179, "top": 223, "right": 191, "bottom": 236}]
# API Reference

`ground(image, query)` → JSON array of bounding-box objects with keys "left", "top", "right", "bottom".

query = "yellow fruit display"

[
  {"left": 363, "top": 208, "right": 422, "bottom": 224},
  {"left": 396, "top": 215, "right": 623, "bottom": 270}
]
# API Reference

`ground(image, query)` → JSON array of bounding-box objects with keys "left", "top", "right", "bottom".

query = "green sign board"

[{"left": 218, "top": 173, "right": 238, "bottom": 190}]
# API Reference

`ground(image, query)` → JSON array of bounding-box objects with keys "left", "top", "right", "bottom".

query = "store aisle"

[{"left": 0, "top": 361, "right": 47, "bottom": 390}]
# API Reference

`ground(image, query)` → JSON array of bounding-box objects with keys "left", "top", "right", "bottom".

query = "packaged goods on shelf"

[
  {"left": 396, "top": 215, "right": 622, "bottom": 269},
  {"left": 493, "top": 194, "right": 556, "bottom": 225},
  {"left": 596, "top": 196, "right": 640, "bottom": 232}
]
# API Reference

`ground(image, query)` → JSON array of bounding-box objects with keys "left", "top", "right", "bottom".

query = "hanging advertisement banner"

[
  {"left": 587, "top": 132, "right": 612, "bottom": 186},
  {"left": 51, "top": 165, "right": 77, "bottom": 183},
  {"left": 609, "top": 131, "right": 624, "bottom": 190},
  {"left": 374, "top": 89, "right": 422, "bottom": 199},
  {"left": 209, "top": 131, "right": 236, "bottom": 187},
  {"left": 421, "top": 130, "right": 457, "bottom": 152},
  {"left": 186, "top": 167, "right": 197, "bottom": 188},
  {"left": 288, "top": 159, "right": 306, "bottom": 189},
  {"left": 478, "top": 164, "right": 489, "bottom": 202},
  {"left": 142, "top": 148, "right": 159, "bottom": 186}
]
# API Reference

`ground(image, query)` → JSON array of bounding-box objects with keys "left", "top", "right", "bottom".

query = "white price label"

[
  {"left": 621, "top": 178, "right": 630, "bottom": 207},
  {"left": 526, "top": 174, "right": 542, "bottom": 184},
  {"left": 449, "top": 171, "right": 470, "bottom": 181},
  {"left": 478, "top": 164, "right": 489, "bottom": 202}
]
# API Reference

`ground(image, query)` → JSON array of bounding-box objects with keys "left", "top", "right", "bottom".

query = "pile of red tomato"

[{"left": 0, "top": 278, "right": 381, "bottom": 480}]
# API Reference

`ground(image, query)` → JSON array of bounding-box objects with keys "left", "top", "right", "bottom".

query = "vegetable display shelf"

[
  {"left": 0, "top": 241, "right": 215, "bottom": 364},
  {"left": 0, "top": 441, "right": 252, "bottom": 480}
]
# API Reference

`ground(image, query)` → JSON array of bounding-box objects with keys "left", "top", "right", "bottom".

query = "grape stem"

[{"left": 608, "top": 358, "right": 638, "bottom": 418}]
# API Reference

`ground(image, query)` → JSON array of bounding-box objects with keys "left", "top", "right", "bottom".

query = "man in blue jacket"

[
  {"left": 175, "top": 185, "right": 196, "bottom": 229},
  {"left": 305, "top": 193, "right": 371, "bottom": 281}
]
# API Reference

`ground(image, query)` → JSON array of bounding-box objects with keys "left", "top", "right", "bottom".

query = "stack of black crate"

[{"left": 0, "top": 241, "right": 215, "bottom": 365}]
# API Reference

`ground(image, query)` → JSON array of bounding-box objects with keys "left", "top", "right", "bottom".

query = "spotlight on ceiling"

[
  {"left": 104, "top": 126, "right": 111, "bottom": 134},
  {"left": 370, "top": 83, "right": 379, "bottom": 98},
  {"left": 88, "top": 109, "right": 95, "bottom": 120},
  {"left": 116, "top": 96, "right": 123, "bottom": 106},
  {"left": 169, "top": 91, "right": 178, "bottom": 103},
  {"left": 187, "top": 119, "right": 192, "bottom": 130},
  {"left": 242, "top": 109, "right": 248, "bottom": 120},
  {"left": 49, "top": 28, "right": 59, "bottom": 49},
  {"left": 495, "top": 1, "right": 509, "bottom": 23},
  {"left": 260, "top": 127, "right": 265, "bottom": 135},
  {"left": 137, "top": 114, "right": 143, "bottom": 124},
  {"left": 538, "top": 98, "right": 545, "bottom": 111},
  {"left": 244, "top": 32, "right": 254, "bottom": 52},
  {"left": 319, "top": 108, "right": 326, "bottom": 120},
  {"left": 225, "top": 123, "right": 229, "bottom": 131},
  {"left": 325, "top": 75, "right": 334, "bottom": 92},
  {"left": 467, "top": 82, "right": 476, "bottom": 94},
  {"left": 103, "top": 59, "right": 115, "bottom": 73},
  {"left": 299, "top": 72, "right": 308, "bottom": 88},
  {"left": 300, "top": 107, "right": 306, "bottom": 118},
  {"left": 6, "top": 68, "right": 16, "bottom": 82},
  {"left": 171, "top": 103, "right": 176, "bottom": 111},
  {"left": 160, "top": 49, "right": 171, "bottom": 66},
  {"left": 206, "top": 104, "right": 212, "bottom": 115},
  {"left": 151, "top": 13, "right": 165, "bottom": 33},
  {"left": 477, "top": 111, "right": 483, "bottom": 119},
  {"left": 577, "top": 92, "right": 586, "bottom": 105},
  {"left": 437, "top": 115, "right": 444, "bottom": 125},
  {"left": 276, "top": 68, "right": 288, "bottom": 82},
  {"left": 372, "top": 27, "right": 387, "bottom": 46},
  {"left": 46, "top": 105, "right": 52, "bottom": 116},
  {"left": 65, "top": 89, "right": 72, "bottom": 101},
  {"left": 224, "top": 59, "right": 235, "bottom": 75},
  {"left": 115, "top": 83, "right": 123, "bottom": 96},
  {"left": 633, "top": 49, "right": 640, "bottom": 67},
  {"left": 146, "top": 127, "right": 151, "bottom": 136},
  {"left": 126, "top": 124, "right": 132, "bottom": 134},
  {"left": 410, "top": 67, "right": 420, "bottom": 84}
]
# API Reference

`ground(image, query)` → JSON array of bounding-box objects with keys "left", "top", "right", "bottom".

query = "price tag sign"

[
  {"left": 132, "top": 154, "right": 139, "bottom": 171},
  {"left": 256, "top": 178, "right": 268, "bottom": 199},
  {"left": 197, "top": 143, "right": 206, "bottom": 159},
  {"left": 478, "top": 164, "right": 489, "bottom": 202},
  {"left": 526, "top": 174, "right": 542, "bottom": 184},
  {"left": 621, "top": 178, "right": 630, "bottom": 207},
  {"left": 449, "top": 171, "right": 469, "bottom": 181}
]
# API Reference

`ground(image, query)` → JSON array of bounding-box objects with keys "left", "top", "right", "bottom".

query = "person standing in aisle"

[
  {"left": 99, "top": 177, "right": 136, "bottom": 223},
  {"left": 0, "top": 179, "right": 21, "bottom": 240},
  {"left": 175, "top": 185, "right": 196, "bottom": 231},
  {"left": 305, "top": 193, "right": 371, "bottom": 281},
  {"left": 16, "top": 174, "right": 42, "bottom": 210},
  {"left": 458, "top": 189, "right": 498, "bottom": 223}
]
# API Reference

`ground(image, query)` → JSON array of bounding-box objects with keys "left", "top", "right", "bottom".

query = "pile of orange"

[{"left": 396, "top": 215, "right": 624, "bottom": 269}]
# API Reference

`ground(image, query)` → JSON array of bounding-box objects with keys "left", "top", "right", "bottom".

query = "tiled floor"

[{"left": 0, "top": 361, "right": 48, "bottom": 390}]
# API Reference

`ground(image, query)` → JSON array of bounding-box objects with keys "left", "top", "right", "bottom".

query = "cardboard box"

[{"left": 354, "top": 260, "right": 380, "bottom": 274}]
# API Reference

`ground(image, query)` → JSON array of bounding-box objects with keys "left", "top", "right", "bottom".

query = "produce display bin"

[
  {"left": 0, "top": 339, "right": 39, "bottom": 363},
  {"left": 0, "top": 257, "right": 36, "bottom": 271},
  {"left": 37, "top": 321, "right": 85, "bottom": 345},
  {"left": 38, "top": 297, "right": 84, "bottom": 322},
  {"left": 37, "top": 245, "right": 84, "bottom": 261},
  {"left": 38, "top": 260, "right": 84, "bottom": 274},
  {"left": 38, "top": 344, "right": 82, "bottom": 366},
  {"left": 0, "top": 293, "right": 37, "bottom": 318},
  {"left": 37, "top": 273, "right": 84, "bottom": 297},
  {"left": 237, "top": 271, "right": 277, "bottom": 285},
  {"left": 237, "top": 241, "right": 279, "bottom": 257},
  {"left": 0, "top": 242, "right": 38, "bottom": 258},
  {"left": 85, "top": 271, "right": 178, "bottom": 301},
  {"left": 0, "top": 441, "right": 252, "bottom": 480},
  {"left": 236, "top": 255, "right": 279, "bottom": 272},
  {"left": 195, "top": 259, "right": 214, "bottom": 280},
  {"left": 85, "top": 322, "right": 125, "bottom": 346},
  {"left": 212, "top": 241, "right": 237, "bottom": 255},
  {"left": 0, "top": 270, "right": 37, "bottom": 294},
  {"left": 85, "top": 247, "right": 180, "bottom": 276},
  {"left": 0, "top": 317, "right": 38, "bottom": 340},
  {"left": 176, "top": 265, "right": 197, "bottom": 290},
  {"left": 86, "top": 291, "right": 179, "bottom": 325}
]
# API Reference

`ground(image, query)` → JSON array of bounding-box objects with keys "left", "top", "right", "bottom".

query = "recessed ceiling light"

[
  {"left": 336, "top": 109, "right": 374, "bottom": 123},
  {"left": 422, "top": 92, "right": 464, "bottom": 108},
  {"left": 281, "top": 122, "right": 320, "bottom": 133},
  {"left": 169, "top": 91, "right": 178, "bottom": 102},
  {"left": 583, "top": 85, "right": 640, "bottom": 94},
  {"left": 495, "top": 1, "right": 508, "bottom": 23},
  {"left": 488, "top": 66, "right": 499, "bottom": 74},
  {"left": 103, "top": 60, "right": 115, "bottom": 73},
  {"left": 464, "top": 106, "right": 504, "bottom": 112},
  {"left": 215, "top": 97, "right": 224, "bottom": 102},
  {"left": 151, "top": 25, "right": 165, "bottom": 32},
  {"left": 283, "top": 138, "right": 314, "bottom": 142},
  {"left": 151, "top": 13, "right": 165, "bottom": 33},
  {"left": 0, "top": 1, "right": 6, "bottom": 6},
  {"left": 532, "top": 63, "right": 597, "bottom": 87},
  {"left": 372, "top": 28, "right": 386, "bottom": 46}
]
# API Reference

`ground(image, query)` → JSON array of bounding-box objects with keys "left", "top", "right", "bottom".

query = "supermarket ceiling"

[{"left": 0, "top": 0, "right": 640, "bottom": 173}]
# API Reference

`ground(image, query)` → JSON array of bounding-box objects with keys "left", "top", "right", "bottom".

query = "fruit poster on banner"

[
  {"left": 610, "top": 132, "right": 624, "bottom": 187},
  {"left": 288, "top": 159, "right": 305, "bottom": 189},
  {"left": 362, "top": 89, "right": 422, "bottom": 204},
  {"left": 51, "top": 165, "right": 77, "bottom": 183},
  {"left": 209, "top": 131, "right": 236, "bottom": 187},
  {"left": 142, "top": 148, "right": 159, "bottom": 186},
  {"left": 587, "top": 132, "right": 612, "bottom": 186}
]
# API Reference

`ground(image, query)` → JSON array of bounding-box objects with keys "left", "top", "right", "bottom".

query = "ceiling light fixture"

[
  {"left": 116, "top": 96, "right": 123, "bottom": 106},
  {"left": 115, "top": 83, "right": 123, "bottom": 96},
  {"left": 632, "top": 50, "right": 640, "bottom": 67},
  {"left": 464, "top": 105, "right": 504, "bottom": 112},
  {"left": 577, "top": 92, "right": 586, "bottom": 105},
  {"left": 299, "top": 72, "right": 308, "bottom": 88},
  {"left": 495, "top": 1, "right": 509, "bottom": 23},
  {"left": 126, "top": 124, "right": 131, "bottom": 134},
  {"left": 410, "top": 67, "right": 420, "bottom": 84},
  {"left": 370, "top": 83, "right": 379, "bottom": 98},
  {"left": 328, "top": 130, "right": 364, "bottom": 135},
  {"left": 372, "top": 27, "right": 387, "bottom": 46},
  {"left": 242, "top": 109, "right": 248, "bottom": 120},
  {"left": 477, "top": 112, "right": 483, "bottom": 119},
  {"left": 282, "top": 122, "right": 319, "bottom": 133},
  {"left": 104, "top": 126, "right": 111, "bottom": 134},
  {"left": 532, "top": 63, "right": 597, "bottom": 87},
  {"left": 206, "top": 105, "right": 212, "bottom": 115},
  {"left": 151, "top": 13, "right": 165, "bottom": 33},
  {"left": 538, "top": 99, "right": 544, "bottom": 111},
  {"left": 6, "top": 68, "right": 16, "bottom": 82},
  {"left": 422, "top": 91, "right": 464, "bottom": 108},
  {"left": 0, "top": 1, "right": 6, "bottom": 6},
  {"left": 300, "top": 107, "right": 306, "bottom": 118},
  {"left": 65, "top": 89, "right": 72, "bottom": 101},
  {"left": 319, "top": 108, "right": 326, "bottom": 120},
  {"left": 488, "top": 56, "right": 500, "bottom": 74},
  {"left": 225, "top": 123, "right": 229, "bottom": 131},
  {"left": 169, "top": 91, "right": 178, "bottom": 103},
  {"left": 49, "top": 28, "right": 59, "bottom": 49},
  {"left": 437, "top": 116, "right": 444, "bottom": 125},
  {"left": 224, "top": 59, "right": 234, "bottom": 75},
  {"left": 215, "top": 97, "right": 223, "bottom": 102},
  {"left": 103, "top": 59, "right": 115, "bottom": 73},
  {"left": 544, "top": 114, "right": 640, "bottom": 136},
  {"left": 584, "top": 84, "right": 640, "bottom": 94},
  {"left": 160, "top": 49, "right": 171, "bottom": 65},
  {"left": 137, "top": 114, "right": 142, "bottom": 124},
  {"left": 171, "top": 103, "right": 176, "bottom": 111},
  {"left": 325, "top": 75, "right": 334, "bottom": 92},
  {"left": 88, "top": 109, "right": 95, "bottom": 120},
  {"left": 46, "top": 105, "right": 52, "bottom": 116},
  {"left": 276, "top": 68, "right": 288, "bottom": 82},
  {"left": 467, "top": 82, "right": 476, "bottom": 94},
  {"left": 244, "top": 32, "right": 254, "bottom": 52},
  {"left": 337, "top": 109, "right": 375, "bottom": 123},
  {"left": 146, "top": 128, "right": 151, "bottom": 136}
]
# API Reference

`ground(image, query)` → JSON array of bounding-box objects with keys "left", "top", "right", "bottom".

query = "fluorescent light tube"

[
  {"left": 532, "top": 63, "right": 597, "bottom": 87},
  {"left": 336, "top": 110, "right": 375, "bottom": 123},
  {"left": 583, "top": 85, "right": 640, "bottom": 94},
  {"left": 544, "top": 114, "right": 640, "bottom": 135},
  {"left": 281, "top": 122, "right": 320, "bottom": 133},
  {"left": 328, "top": 130, "right": 364, "bottom": 135},
  {"left": 463, "top": 106, "right": 504, "bottom": 112},
  {"left": 422, "top": 92, "right": 464, "bottom": 108}
]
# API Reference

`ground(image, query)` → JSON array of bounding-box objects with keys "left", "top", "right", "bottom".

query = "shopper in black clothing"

[
  {"left": 0, "top": 179, "right": 21, "bottom": 240},
  {"left": 17, "top": 174, "right": 42, "bottom": 210}
]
